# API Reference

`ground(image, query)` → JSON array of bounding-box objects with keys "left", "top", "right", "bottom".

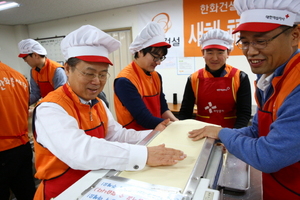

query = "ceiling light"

[{"left": 0, "top": 1, "right": 20, "bottom": 11}]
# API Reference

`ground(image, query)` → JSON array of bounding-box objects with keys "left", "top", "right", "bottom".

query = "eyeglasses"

[
  {"left": 236, "top": 27, "right": 292, "bottom": 50},
  {"left": 149, "top": 52, "right": 166, "bottom": 62},
  {"left": 75, "top": 67, "right": 110, "bottom": 81}
]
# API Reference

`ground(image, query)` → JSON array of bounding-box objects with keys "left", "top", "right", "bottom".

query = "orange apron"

[
  {"left": 257, "top": 55, "right": 300, "bottom": 200},
  {"left": 34, "top": 84, "right": 106, "bottom": 200},
  {"left": 125, "top": 62, "right": 161, "bottom": 130},
  {"left": 31, "top": 59, "right": 64, "bottom": 97}
]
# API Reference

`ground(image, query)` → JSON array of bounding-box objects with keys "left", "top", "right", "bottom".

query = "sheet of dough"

[{"left": 119, "top": 119, "right": 215, "bottom": 191}]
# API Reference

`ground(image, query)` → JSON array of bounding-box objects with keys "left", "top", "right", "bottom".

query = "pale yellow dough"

[{"left": 119, "top": 119, "right": 216, "bottom": 190}]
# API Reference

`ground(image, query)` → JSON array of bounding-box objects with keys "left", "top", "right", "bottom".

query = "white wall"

[
  {"left": 0, "top": 25, "right": 31, "bottom": 79},
  {"left": 28, "top": 7, "right": 139, "bottom": 39},
  {"left": 0, "top": 2, "right": 257, "bottom": 105}
]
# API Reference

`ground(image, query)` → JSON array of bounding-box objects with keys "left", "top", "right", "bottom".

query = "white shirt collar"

[
  {"left": 257, "top": 73, "right": 274, "bottom": 92},
  {"left": 79, "top": 97, "right": 91, "bottom": 105}
]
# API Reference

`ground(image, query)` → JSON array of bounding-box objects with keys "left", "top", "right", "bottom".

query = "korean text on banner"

[{"left": 183, "top": 0, "right": 242, "bottom": 56}]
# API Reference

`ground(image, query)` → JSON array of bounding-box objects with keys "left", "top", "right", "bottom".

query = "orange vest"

[
  {"left": 256, "top": 53, "right": 300, "bottom": 200},
  {"left": 31, "top": 58, "right": 64, "bottom": 97},
  {"left": 33, "top": 84, "right": 108, "bottom": 200},
  {"left": 114, "top": 61, "right": 162, "bottom": 127},
  {"left": 256, "top": 54, "right": 300, "bottom": 121},
  {"left": 190, "top": 65, "right": 240, "bottom": 127},
  {"left": 0, "top": 62, "right": 30, "bottom": 151}
]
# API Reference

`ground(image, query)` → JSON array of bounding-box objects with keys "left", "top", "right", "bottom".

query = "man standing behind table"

[
  {"left": 0, "top": 61, "right": 36, "bottom": 200},
  {"left": 33, "top": 25, "right": 186, "bottom": 200},
  {"left": 18, "top": 39, "right": 67, "bottom": 105},
  {"left": 114, "top": 22, "right": 178, "bottom": 131},
  {"left": 178, "top": 29, "right": 251, "bottom": 128},
  {"left": 188, "top": 0, "right": 300, "bottom": 199}
]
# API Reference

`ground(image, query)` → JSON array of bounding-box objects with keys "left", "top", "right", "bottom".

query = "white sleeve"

[
  {"left": 35, "top": 102, "right": 149, "bottom": 171},
  {"left": 102, "top": 100, "right": 151, "bottom": 144}
]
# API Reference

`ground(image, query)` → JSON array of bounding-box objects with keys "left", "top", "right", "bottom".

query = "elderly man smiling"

[{"left": 32, "top": 25, "right": 186, "bottom": 200}]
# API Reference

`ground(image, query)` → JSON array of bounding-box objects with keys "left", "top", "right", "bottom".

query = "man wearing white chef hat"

[
  {"left": 18, "top": 39, "right": 67, "bottom": 105},
  {"left": 179, "top": 29, "right": 252, "bottom": 129},
  {"left": 32, "top": 25, "right": 186, "bottom": 200},
  {"left": 188, "top": 0, "right": 300, "bottom": 200},
  {"left": 114, "top": 22, "right": 178, "bottom": 131}
]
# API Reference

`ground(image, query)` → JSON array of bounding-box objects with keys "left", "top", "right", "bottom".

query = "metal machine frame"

[{"left": 78, "top": 130, "right": 250, "bottom": 200}]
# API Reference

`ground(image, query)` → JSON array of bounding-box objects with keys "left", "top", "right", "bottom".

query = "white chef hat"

[
  {"left": 199, "top": 29, "right": 234, "bottom": 50},
  {"left": 61, "top": 25, "right": 120, "bottom": 65},
  {"left": 129, "top": 22, "right": 171, "bottom": 54},
  {"left": 233, "top": 0, "right": 300, "bottom": 33},
  {"left": 18, "top": 39, "right": 47, "bottom": 58}
]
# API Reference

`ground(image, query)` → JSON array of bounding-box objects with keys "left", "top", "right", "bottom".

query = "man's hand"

[
  {"left": 188, "top": 126, "right": 222, "bottom": 141},
  {"left": 154, "top": 119, "right": 171, "bottom": 132},
  {"left": 146, "top": 144, "right": 186, "bottom": 167}
]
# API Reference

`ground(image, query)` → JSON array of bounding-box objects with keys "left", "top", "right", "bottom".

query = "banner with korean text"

[
  {"left": 137, "top": 0, "right": 183, "bottom": 58},
  {"left": 183, "top": 0, "right": 242, "bottom": 56}
]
